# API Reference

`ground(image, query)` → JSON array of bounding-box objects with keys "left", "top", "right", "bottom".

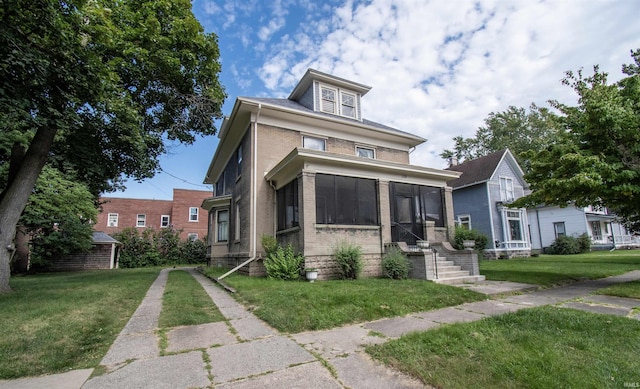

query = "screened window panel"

[
  {"left": 277, "top": 179, "right": 299, "bottom": 230},
  {"left": 315, "top": 174, "right": 378, "bottom": 225}
]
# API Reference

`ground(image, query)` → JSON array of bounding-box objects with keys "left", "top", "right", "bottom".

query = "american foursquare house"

[{"left": 202, "top": 69, "right": 484, "bottom": 280}]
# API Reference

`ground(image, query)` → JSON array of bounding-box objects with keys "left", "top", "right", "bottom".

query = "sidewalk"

[{"left": 1, "top": 269, "right": 639, "bottom": 389}]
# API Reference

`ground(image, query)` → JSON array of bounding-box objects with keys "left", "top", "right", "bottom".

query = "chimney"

[{"left": 448, "top": 156, "right": 458, "bottom": 167}]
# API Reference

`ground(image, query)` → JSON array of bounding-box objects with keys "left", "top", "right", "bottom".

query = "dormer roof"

[{"left": 288, "top": 68, "right": 371, "bottom": 101}]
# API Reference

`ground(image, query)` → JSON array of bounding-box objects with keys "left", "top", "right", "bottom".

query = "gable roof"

[{"left": 446, "top": 149, "right": 523, "bottom": 189}]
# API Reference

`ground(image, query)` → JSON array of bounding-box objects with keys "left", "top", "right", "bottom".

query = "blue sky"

[{"left": 110, "top": 0, "right": 640, "bottom": 200}]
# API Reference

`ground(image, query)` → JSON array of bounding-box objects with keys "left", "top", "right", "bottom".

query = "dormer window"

[
  {"left": 318, "top": 84, "right": 359, "bottom": 119},
  {"left": 321, "top": 86, "right": 336, "bottom": 114},
  {"left": 341, "top": 92, "right": 356, "bottom": 118}
]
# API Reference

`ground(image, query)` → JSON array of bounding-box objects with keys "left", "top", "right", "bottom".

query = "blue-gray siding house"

[{"left": 447, "top": 149, "right": 531, "bottom": 258}]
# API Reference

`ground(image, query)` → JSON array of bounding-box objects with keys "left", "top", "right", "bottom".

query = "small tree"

[{"left": 334, "top": 241, "right": 363, "bottom": 280}]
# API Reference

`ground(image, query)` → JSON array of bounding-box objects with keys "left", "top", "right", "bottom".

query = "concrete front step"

[
  {"left": 435, "top": 265, "right": 462, "bottom": 272},
  {"left": 435, "top": 270, "right": 470, "bottom": 279},
  {"left": 433, "top": 275, "right": 486, "bottom": 285},
  {"left": 435, "top": 260, "right": 455, "bottom": 267}
]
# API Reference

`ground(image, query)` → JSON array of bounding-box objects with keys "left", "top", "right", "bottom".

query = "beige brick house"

[{"left": 203, "top": 69, "right": 464, "bottom": 279}]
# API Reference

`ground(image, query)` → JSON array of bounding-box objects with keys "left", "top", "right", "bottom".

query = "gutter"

[{"left": 219, "top": 103, "right": 262, "bottom": 280}]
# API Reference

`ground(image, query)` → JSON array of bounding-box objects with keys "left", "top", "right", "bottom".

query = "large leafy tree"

[
  {"left": 441, "top": 104, "right": 562, "bottom": 170},
  {"left": 0, "top": 0, "right": 225, "bottom": 292},
  {"left": 19, "top": 167, "right": 97, "bottom": 271},
  {"left": 514, "top": 50, "right": 640, "bottom": 230}
]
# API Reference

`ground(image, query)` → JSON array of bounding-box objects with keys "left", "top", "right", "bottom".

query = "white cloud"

[{"left": 256, "top": 0, "right": 640, "bottom": 169}]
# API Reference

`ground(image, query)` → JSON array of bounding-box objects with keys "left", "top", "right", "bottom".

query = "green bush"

[
  {"left": 576, "top": 233, "right": 592, "bottom": 253},
  {"left": 264, "top": 244, "right": 303, "bottom": 280},
  {"left": 334, "top": 241, "right": 363, "bottom": 280},
  {"left": 453, "top": 226, "right": 489, "bottom": 252},
  {"left": 112, "top": 227, "right": 206, "bottom": 267},
  {"left": 547, "top": 234, "right": 591, "bottom": 255},
  {"left": 382, "top": 247, "right": 410, "bottom": 279},
  {"left": 260, "top": 234, "right": 278, "bottom": 257}
]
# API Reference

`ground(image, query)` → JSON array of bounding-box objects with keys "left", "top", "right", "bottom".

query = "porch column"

[
  {"left": 378, "top": 180, "right": 392, "bottom": 244},
  {"left": 443, "top": 186, "right": 455, "bottom": 242},
  {"left": 300, "top": 171, "right": 316, "bottom": 250}
]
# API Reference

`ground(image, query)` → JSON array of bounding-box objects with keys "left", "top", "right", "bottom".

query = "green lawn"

[
  {"left": 200, "top": 267, "right": 485, "bottom": 333},
  {"left": 596, "top": 280, "right": 640, "bottom": 299},
  {"left": 159, "top": 270, "right": 225, "bottom": 328},
  {"left": 480, "top": 250, "right": 640, "bottom": 287},
  {"left": 367, "top": 306, "right": 640, "bottom": 388},
  {"left": 0, "top": 269, "right": 160, "bottom": 379}
]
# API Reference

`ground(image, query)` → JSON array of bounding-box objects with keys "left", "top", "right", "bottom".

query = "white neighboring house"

[{"left": 528, "top": 205, "right": 638, "bottom": 251}]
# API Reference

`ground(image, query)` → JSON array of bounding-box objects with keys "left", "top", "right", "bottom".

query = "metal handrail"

[
  {"left": 390, "top": 222, "right": 437, "bottom": 279},
  {"left": 391, "top": 222, "right": 424, "bottom": 242}
]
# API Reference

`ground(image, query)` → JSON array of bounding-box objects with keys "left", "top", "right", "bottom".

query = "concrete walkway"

[{"left": 1, "top": 269, "right": 639, "bottom": 389}]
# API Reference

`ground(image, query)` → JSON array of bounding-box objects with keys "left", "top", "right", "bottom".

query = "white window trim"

[
  {"left": 189, "top": 207, "right": 199, "bottom": 222},
  {"left": 161, "top": 215, "right": 170, "bottom": 228},
  {"left": 136, "top": 214, "right": 146, "bottom": 228},
  {"left": 187, "top": 232, "right": 198, "bottom": 241},
  {"left": 355, "top": 145, "right": 375, "bottom": 159},
  {"left": 500, "top": 208, "right": 527, "bottom": 244},
  {"left": 457, "top": 214, "right": 471, "bottom": 229},
  {"left": 107, "top": 213, "right": 118, "bottom": 227},
  {"left": 302, "top": 135, "right": 327, "bottom": 151},
  {"left": 317, "top": 83, "right": 359, "bottom": 119},
  {"left": 499, "top": 176, "right": 515, "bottom": 202}
]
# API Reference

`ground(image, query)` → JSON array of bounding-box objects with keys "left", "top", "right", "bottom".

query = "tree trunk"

[{"left": 0, "top": 127, "right": 57, "bottom": 293}]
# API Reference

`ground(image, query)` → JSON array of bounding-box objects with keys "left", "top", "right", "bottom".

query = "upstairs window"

[
  {"left": 302, "top": 136, "right": 326, "bottom": 151},
  {"left": 340, "top": 92, "right": 356, "bottom": 118},
  {"left": 236, "top": 144, "right": 243, "bottom": 178},
  {"left": 136, "top": 214, "right": 146, "bottom": 227},
  {"left": 161, "top": 215, "right": 170, "bottom": 227},
  {"left": 356, "top": 146, "right": 375, "bottom": 159},
  {"left": 215, "top": 172, "right": 225, "bottom": 197},
  {"left": 499, "top": 177, "right": 515, "bottom": 202},
  {"left": 107, "top": 213, "right": 118, "bottom": 227},
  {"left": 189, "top": 207, "right": 199, "bottom": 222},
  {"left": 319, "top": 84, "right": 359, "bottom": 119},
  {"left": 320, "top": 86, "right": 337, "bottom": 114}
]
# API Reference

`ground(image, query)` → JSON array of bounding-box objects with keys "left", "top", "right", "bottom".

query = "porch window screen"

[
  {"left": 315, "top": 174, "right": 378, "bottom": 225},
  {"left": 277, "top": 178, "right": 299, "bottom": 230},
  {"left": 390, "top": 183, "right": 445, "bottom": 227}
]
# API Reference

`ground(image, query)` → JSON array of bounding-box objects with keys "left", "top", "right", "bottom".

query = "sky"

[{"left": 109, "top": 0, "right": 640, "bottom": 200}]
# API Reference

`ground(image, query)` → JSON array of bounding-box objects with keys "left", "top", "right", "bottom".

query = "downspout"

[
  {"left": 535, "top": 209, "right": 542, "bottom": 251},
  {"left": 219, "top": 103, "right": 262, "bottom": 280}
]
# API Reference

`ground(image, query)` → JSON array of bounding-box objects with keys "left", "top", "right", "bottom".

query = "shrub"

[
  {"left": 382, "top": 247, "right": 410, "bottom": 279},
  {"left": 260, "top": 234, "right": 278, "bottom": 257},
  {"left": 334, "top": 241, "right": 363, "bottom": 280},
  {"left": 547, "top": 235, "right": 580, "bottom": 255},
  {"left": 264, "top": 244, "right": 303, "bottom": 280},
  {"left": 576, "top": 233, "right": 592, "bottom": 253},
  {"left": 453, "top": 226, "right": 489, "bottom": 252},
  {"left": 179, "top": 238, "right": 207, "bottom": 264}
]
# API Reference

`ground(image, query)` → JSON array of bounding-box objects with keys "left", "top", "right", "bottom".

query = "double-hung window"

[
  {"left": 320, "top": 86, "right": 337, "bottom": 114},
  {"left": 458, "top": 215, "right": 471, "bottom": 230},
  {"left": 136, "top": 214, "right": 146, "bottom": 227},
  {"left": 217, "top": 210, "right": 229, "bottom": 242},
  {"left": 161, "top": 215, "right": 170, "bottom": 227},
  {"left": 554, "top": 222, "right": 566, "bottom": 238},
  {"left": 500, "top": 177, "right": 515, "bottom": 202},
  {"left": 107, "top": 213, "right": 118, "bottom": 227},
  {"left": 340, "top": 92, "right": 356, "bottom": 118},
  {"left": 189, "top": 207, "right": 199, "bottom": 222}
]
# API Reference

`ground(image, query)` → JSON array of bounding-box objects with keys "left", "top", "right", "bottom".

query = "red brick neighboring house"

[{"left": 97, "top": 188, "right": 210, "bottom": 241}]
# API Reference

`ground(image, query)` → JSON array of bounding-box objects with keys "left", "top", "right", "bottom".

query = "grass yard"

[
  {"left": 367, "top": 306, "right": 640, "bottom": 388},
  {"left": 0, "top": 269, "right": 160, "bottom": 379},
  {"left": 480, "top": 250, "right": 640, "bottom": 287},
  {"left": 159, "top": 270, "right": 225, "bottom": 328},
  {"left": 595, "top": 280, "right": 640, "bottom": 299},
  {"left": 200, "top": 267, "right": 485, "bottom": 333}
]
